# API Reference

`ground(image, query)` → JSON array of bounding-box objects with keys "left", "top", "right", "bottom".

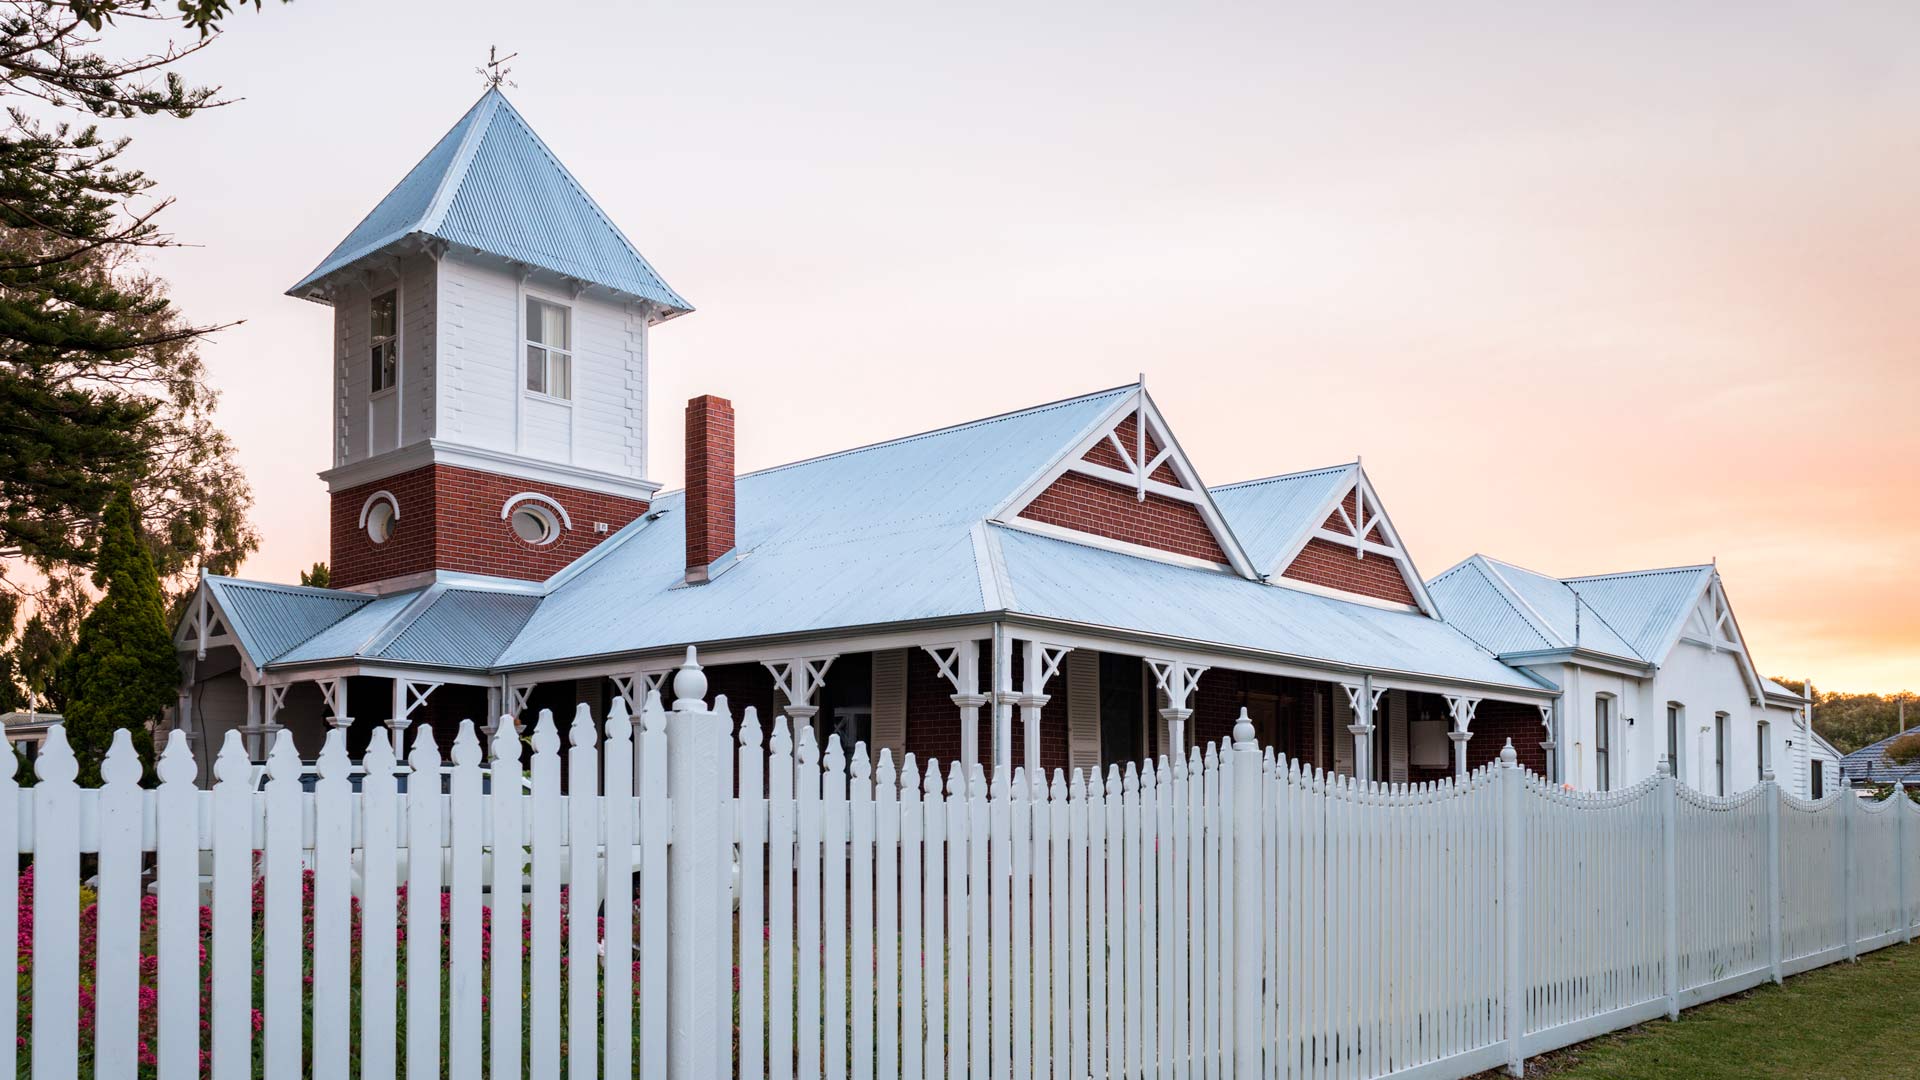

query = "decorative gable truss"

[
  {"left": 1669, "top": 572, "right": 1769, "bottom": 702},
  {"left": 996, "top": 387, "right": 1256, "bottom": 576},
  {"left": 1271, "top": 466, "right": 1439, "bottom": 616},
  {"left": 174, "top": 583, "right": 245, "bottom": 671}
]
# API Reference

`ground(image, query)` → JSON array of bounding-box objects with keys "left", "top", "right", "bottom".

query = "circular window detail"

[
  {"left": 500, "top": 492, "right": 571, "bottom": 547},
  {"left": 359, "top": 490, "right": 400, "bottom": 545},
  {"left": 510, "top": 505, "right": 560, "bottom": 545}
]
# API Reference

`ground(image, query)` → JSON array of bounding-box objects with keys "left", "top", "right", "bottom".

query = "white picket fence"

[{"left": 7, "top": 653, "right": 1919, "bottom": 1080}]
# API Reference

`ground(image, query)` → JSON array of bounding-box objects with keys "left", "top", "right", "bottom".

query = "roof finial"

[{"left": 477, "top": 45, "right": 519, "bottom": 90}]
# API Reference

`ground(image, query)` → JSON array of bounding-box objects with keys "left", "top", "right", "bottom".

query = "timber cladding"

[{"left": 328, "top": 462, "right": 648, "bottom": 588}]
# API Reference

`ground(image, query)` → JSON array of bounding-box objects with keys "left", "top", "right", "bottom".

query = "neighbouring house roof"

[
  {"left": 1, "top": 711, "right": 60, "bottom": 731},
  {"left": 1428, "top": 555, "right": 1705, "bottom": 665},
  {"left": 195, "top": 382, "right": 1547, "bottom": 697},
  {"left": 1840, "top": 727, "right": 1920, "bottom": 786},
  {"left": 286, "top": 88, "right": 690, "bottom": 314}
]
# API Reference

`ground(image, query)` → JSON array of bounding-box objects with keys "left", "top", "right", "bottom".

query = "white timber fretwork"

[
  {"left": 763, "top": 656, "right": 837, "bottom": 735},
  {"left": 924, "top": 640, "right": 987, "bottom": 773},
  {"left": 318, "top": 677, "right": 350, "bottom": 728},
  {"left": 1268, "top": 464, "right": 1441, "bottom": 617},
  {"left": 610, "top": 669, "right": 670, "bottom": 713},
  {"left": 1342, "top": 680, "right": 1387, "bottom": 781},
  {"left": 1017, "top": 640, "right": 1073, "bottom": 790},
  {"left": 993, "top": 386, "right": 1258, "bottom": 577},
  {"left": 1444, "top": 694, "right": 1481, "bottom": 777},
  {"left": 391, "top": 678, "right": 442, "bottom": 733},
  {"left": 1147, "top": 657, "right": 1209, "bottom": 757}
]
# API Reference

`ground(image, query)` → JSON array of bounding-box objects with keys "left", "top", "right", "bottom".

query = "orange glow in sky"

[{"left": 122, "top": 3, "right": 1917, "bottom": 691}]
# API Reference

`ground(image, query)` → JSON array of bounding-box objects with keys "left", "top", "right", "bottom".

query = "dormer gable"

[
  {"left": 1215, "top": 464, "right": 1438, "bottom": 614},
  {"left": 995, "top": 385, "right": 1255, "bottom": 575}
]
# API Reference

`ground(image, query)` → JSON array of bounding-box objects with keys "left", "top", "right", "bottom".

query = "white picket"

[
  {"left": 361, "top": 730, "right": 400, "bottom": 1080},
  {"left": 875, "top": 749, "right": 901, "bottom": 1080},
  {"left": 208, "top": 731, "right": 251, "bottom": 1080},
  {"left": 991, "top": 767, "right": 1012, "bottom": 1080},
  {"left": 527, "top": 711, "right": 564, "bottom": 1079},
  {"left": 30, "top": 725, "right": 79, "bottom": 1080},
  {"left": 262, "top": 732, "right": 305, "bottom": 1079},
  {"left": 852, "top": 744, "right": 878, "bottom": 1080},
  {"left": 1048, "top": 769, "right": 1071, "bottom": 1080},
  {"left": 93, "top": 732, "right": 143, "bottom": 1079},
  {"left": 1069, "top": 769, "right": 1091, "bottom": 1080},
  {"left": 898, "top": 755, "right": 924, "bottom": 1080},
  {"left": 920, "top": 760, "right": 945, "bottom": 1080},
  {"left": 406, "top": 726, "right": 445, "bottom": 1080},
  {"left": 1103, "top": 764, "right": 1124, "bottom": 1080},
  {"left": 0, "top": 736, "right": 16, "bottom": 1080},
  {"left": 825, "top": 736, "right": 850, "bottom": 1080},
  {"left": 967, "top": 763, "right": 989, "bottom": 1080},
  {"left": 488, "top": 716, "right": 526, "bottom": 1080},
  {"left": 447, "top": 722, "right": 485, "bottom": 1080},
  {"left": 565, "top": 705, "right": 600, "bottom": 1080},
  {"left": 1028, "top": 769, "right": 1051, "bottom": 1080},
  {"left": 153, "top": 732, "right": 199, "bottom": 1080},
  {"left": 797, "top": 727, "right": 824, "bottom": 1080},
  {"left": 636, "top": 693, "right": 668, "bottom": 1080},
  {"left": 1083, "top": 768, "right": 1104, "bottom": 1080},
  {"left": 738, "top": 710, "right": 767, "bottom": 1080},
  {"left": 769, "top": 717, "right": 797, "bottom": 1080},
  {"left": 1010, "top": 768, "right": 1031, "bottom": 1080},
  {"left": 945, "top": 762, "right": 969, "bottom": 1080},
  {"left": 1123, "top": 762, "right": 1143, "bottom": 1079}
]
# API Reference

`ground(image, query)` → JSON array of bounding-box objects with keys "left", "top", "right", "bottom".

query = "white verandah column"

[
  {"left": 923, "top": 641, "right": 985, "bottom": 775},
  {"left": 1017, "top": 639, "right": 1072, "bottom": 793},
  {"left": 1444, "top": 694, "right": 1480, "bottom": 778},
  {"left": 1146, "top": 658, "right": 1207, "bottom": 760},
  {"left": 763, "top": 655, "right": 838, "bottom": 741},
  {"left": 1341, "top": 677, "right": 1383, "bottom": 782}
]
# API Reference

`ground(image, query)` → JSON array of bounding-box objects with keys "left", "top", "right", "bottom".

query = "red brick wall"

[
  {"left": 1081, "top": 413, "right": 1179, "bottom": 486},
  {"left": 1465, "top": 699, "right": 1550, "bottom": 777},
  {"left": 1020, "top": 471, "right": 1228, "bottom": 564},
  {"left": 900, "top": 645, "right": 1071, "bottom": 779},
  {"left": 684, "top": 396, "right": 736, "bottom": 573},
  {"left": 330, "top": 463, "right": 648, "bottom": 588},
  {"left": 1281, "top": 537, "right": 1418, "bottom": 606}
]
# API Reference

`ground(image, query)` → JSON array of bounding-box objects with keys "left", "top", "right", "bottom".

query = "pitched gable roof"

[
  {"left": 1208, "top": 464, "right": 1352, "bottom": 572},
  {"left": 1839, "top": 726, "right": 1920, "bottom": 785},
  {"left": 1563, "top": 564, "right": 1717, "bottom": 661},
  {"left": 1428, "top": 555, "right": 1672, "bottom": 663},
  {"left": 995, "top": 386, "right": 1256, "bottom": 576},
  {"left": 185, "top": 577, "right": 375, "bottom": 666},
  {"left": 287, "top": 89, "right": 690, "bottom": 314}
]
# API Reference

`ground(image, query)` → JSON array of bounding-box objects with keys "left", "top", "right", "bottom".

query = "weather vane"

[{"left": 477, "top": 46, "right": 519, "bottom": 90}]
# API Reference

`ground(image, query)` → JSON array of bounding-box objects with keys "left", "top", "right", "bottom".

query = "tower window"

[
  {"left": 501, "top": 493, "right": 569, "bottom": 547},
  {"left": 525, "top": 296, "right": 572, "bottom": 400},
  {"left": 360, "top": 491, "right": 399, "bottom": 545},
  {"left": 370, "top": 290, "right": 398, "bottom": 393}
]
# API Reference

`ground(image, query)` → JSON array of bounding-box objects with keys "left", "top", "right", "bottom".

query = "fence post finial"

[
  {"left": 1232, "top": 706, "right": 1256, "bottom": 749},
  {"left": 673, "top": 645, "right": 707, "bottom": 710},
  {"left": 1499, "top": 738, "right": 1518, "bottom": 767}
]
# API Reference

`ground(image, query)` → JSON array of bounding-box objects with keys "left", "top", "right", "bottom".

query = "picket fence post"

[
  {"left": 1659, "top": 755, "right": 1680, "bottom": 1021},
  {"left": 1499, "top": 740, "right": 1525, "bottom": 1077},
  {"left": 666, "top": 647, "right": 727, "bottom": 1078},
  {"left": 1229, "top": 711, "right": 1263, "bottom": 1079},
  {"left": 1896, "top": 779, "right": 1911, "bottom": 944},
  {"left": 1843, "top": 780, "right": 1858, "bottom": 961},
  {"left": 1765, "top": 770, "right": 1783, "bottom": 985}
]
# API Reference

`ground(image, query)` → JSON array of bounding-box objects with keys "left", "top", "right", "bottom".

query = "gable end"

[{"left": 1020, "top": 470, "right": 1230, "bottom": 564}]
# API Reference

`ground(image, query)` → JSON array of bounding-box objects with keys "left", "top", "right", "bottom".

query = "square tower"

[{"left": 287, "top": 90, "right": 691, "bottom": 592}]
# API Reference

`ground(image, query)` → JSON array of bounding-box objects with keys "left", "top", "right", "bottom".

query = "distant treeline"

[{"left": 1770, "top": 677, "right": 1917, "bottom": 755}]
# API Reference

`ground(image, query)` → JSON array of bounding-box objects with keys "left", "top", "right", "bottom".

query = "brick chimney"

[{"left": 684, "top": 395, "right": 736, "bottom": 583}]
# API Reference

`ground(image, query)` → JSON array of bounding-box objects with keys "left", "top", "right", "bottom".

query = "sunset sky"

[{"left": 112, "top": 2, "right": 1917, "bottom": 691}]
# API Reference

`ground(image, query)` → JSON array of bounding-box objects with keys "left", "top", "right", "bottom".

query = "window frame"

[
  {"left": 1665, "top": 702, "right": 1683, "bottom": 776},
  {"left": 522, "top": 292, "right": 575, "bottom": 403},
  {"left": 1594, "top": 693, "right": 1612, "bottom": 792},
  {"left": 369, "top": 288, "right": 399, "bottom": 396},
  {"left": 1756, "top": 720, "right": 1769, "bottom": 784},
  {"left": 1714, "top": 711, "right": 1729, "bottom": 795}
]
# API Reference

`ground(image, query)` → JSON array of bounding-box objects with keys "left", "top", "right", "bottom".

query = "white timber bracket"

[
  {"left": 1443, "top": 694, "right": 1481, "bottom": 777},
  {"left": 391, "top": 678, "right": 441, "bottom": 733},
  {"left": 1015, "top": 639, "right": 1073, "bottom": 790},
  {"left": 1342, "top": 677, "right": 1386, "bottom": 782},
  {"left": 318, "top": 677, "right": 350, "bottom": 729},
  {"left": 924, "top": 640, "right": 986, "bottom": 774},
  {"left": 1147, "top": 657, "right": 1209, "bottom": 757},
  {"left": 611, "top": 668, "right": 671, "bottom": 713},
  {"left": 764, "top": 655, "right": 838, "bottom": 733}
]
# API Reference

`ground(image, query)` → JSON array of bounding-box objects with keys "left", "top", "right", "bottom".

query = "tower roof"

[{"left": 287, "top": 88, "right": 691, "bottom": 315}]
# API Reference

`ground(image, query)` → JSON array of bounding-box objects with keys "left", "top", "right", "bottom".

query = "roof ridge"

[
  {"left": 652, "top": 383, "right": 1141, "bottom": 495},
  {"left": 208, "top": 575, "right": 372, "bottom": 602},
  {"left": 1209, "top": 462, "right": 1357, "bottom": 492},
  {"left": 1564, "top": 563, "right": 1713, "bottom": 583},
  {"left": 1476, "top": 556, "right": 1570, "bottom": 650},
  {"left": 417, "top": 88, "right": 502, "bottom": 235}
]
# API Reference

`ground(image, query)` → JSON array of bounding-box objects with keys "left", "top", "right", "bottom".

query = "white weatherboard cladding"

[
  {"left": 435, "top": 253, "right": 650, "bottom": 477},
  {"left": 328, "top": 254, "right": 439, "bottom": 469}
]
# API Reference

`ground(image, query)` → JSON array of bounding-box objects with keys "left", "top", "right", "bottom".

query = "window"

[
  {"left": 525, "top": 296, "right": 572, "bottom": 399},
  {"left": 1756, "top": 721, "right": 1769, "bottom": 783},
  {"left": 370, "top": 290, "right": 397, "bottom": 393},
  {"left": 1714, "top": 712, "right": 1728, "bottom": 795},
  {"left": 360, "top": 491, "right": 399, "bottom": 545},
  {"left": 1594, "top": 695, "right": 1611, "bottom": 791},
  {"left": 1666, "top": 703, "right": 1683, "bottom": 774},
  {"left": 510, "top": 504, "right": 560, "bottom": 545},
  {"left": 1811, "top": 760, "right": 1825, "bottom": 800}
]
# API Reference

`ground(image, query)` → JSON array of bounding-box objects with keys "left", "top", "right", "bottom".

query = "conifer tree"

[{"left": 56, "top": 488, "right": 172, "bottom": 784}]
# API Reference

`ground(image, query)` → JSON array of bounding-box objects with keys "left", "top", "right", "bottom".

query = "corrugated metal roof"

[
  {"left": 287, "top": 89, "right": 689, "bottom": 312},
  {"left": 1485, "top": 558, "right": 1641, "bottom": 660},
  {"left": 378, "top": 588, "right": 541, "bottom": 668},
  {"left": 1208, "top": 464, "right": 1352, "bottom": 574},
  {"left": 497, "top": 386, "right": 1135, "bottom": 666},
  {"left": 993, "top": 527, "right": 1542, "bottom": 691},
  {"left": 203, "top": 577, "right": 373, "bottom": 663},
  {"left": 1839, "top": 727, "right": 1920, "bottom": 785},
  {"left": 1564, "top": 565, "right": 1713, "bottom": 661},
  {"left": 273, "top": 591, "right": 422, "bottom": 664},
  {"left": 1426, "top": 558, "right": 1557, "bottom": 655}
]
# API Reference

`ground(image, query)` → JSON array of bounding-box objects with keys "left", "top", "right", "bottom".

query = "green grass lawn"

[{"left": 1473, "top": 941, "right": 1920, "bottom": 1079}]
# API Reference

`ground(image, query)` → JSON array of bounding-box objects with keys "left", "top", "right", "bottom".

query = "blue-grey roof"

[
  {"left": 496, "top": 386, "right": 1135, "bottom": 666},
  {"left": 273, "top": 591, "right": 420, "bottom": 664},
  {"left": 287, "top": 89, "right": 690, "bottom": 313},
  {"left": 202, "top": 577, "right": 373, "bottom": 664},
  {"left": 1208, "top": 464, "right": 1353, "bottom": 574},
  {"left": 379, "top": 589, "right": 541, "bottom": 668},
  {"left": 1840, "top": 727, "right": 1920, "bottom": 785},
  {"left": 1429, "top": 556, "right": 1714, "bottom": 666},
  {"left": 992, "top": 527, "right": 1542, "bottom": 691}
]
